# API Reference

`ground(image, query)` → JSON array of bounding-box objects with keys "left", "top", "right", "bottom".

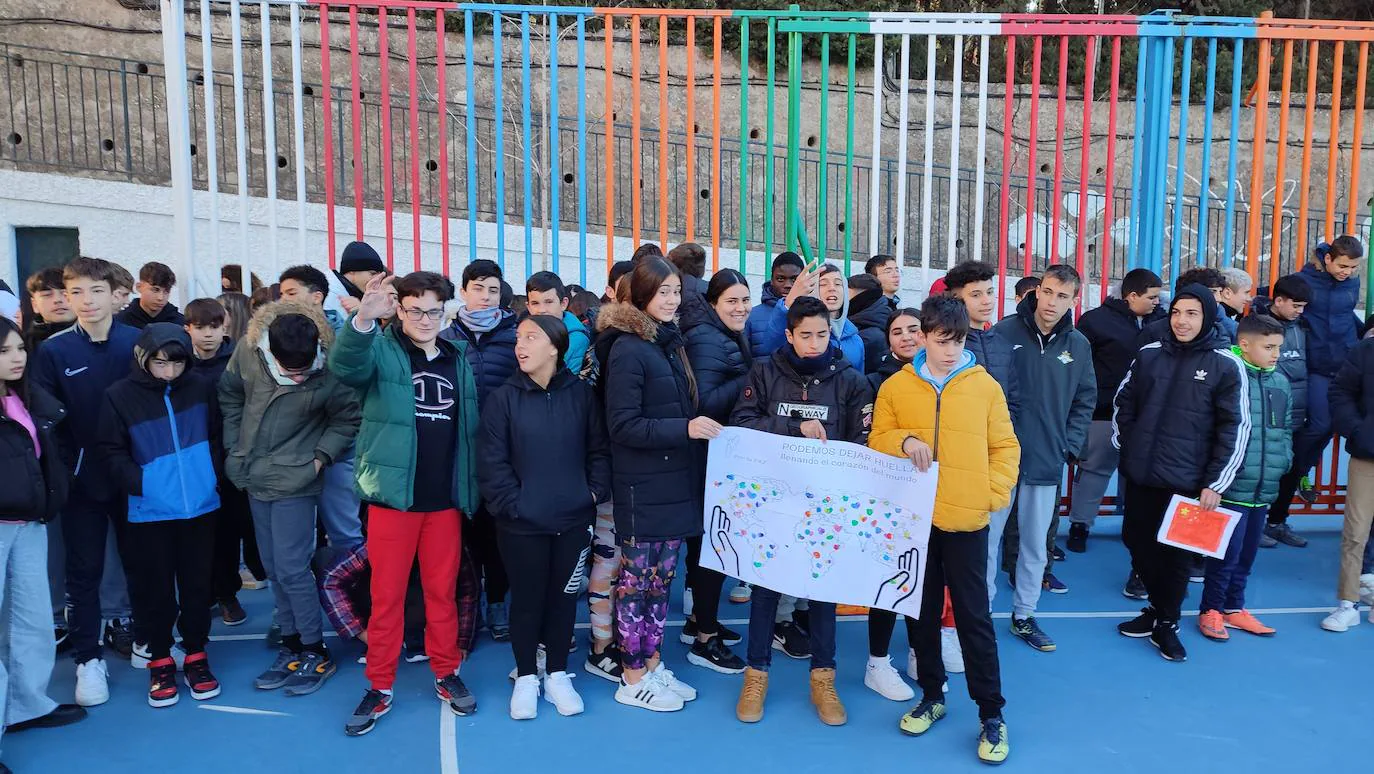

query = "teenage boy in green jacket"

[{"left": 328, "top": 272, "right": 480, "bottom": 737}]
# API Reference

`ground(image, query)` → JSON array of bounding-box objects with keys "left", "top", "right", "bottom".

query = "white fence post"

[{"left": 160, "top": 0, "right": 201, "bottom": 298}]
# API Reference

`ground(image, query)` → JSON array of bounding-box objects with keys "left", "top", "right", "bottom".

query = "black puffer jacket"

[
  {"left": 0, "top": 385, "right": 68, "bottom": 522},
  {"left": 1078, "top": 297, "right": 1167, "bottom": 421},
  {"left": 191, "top": 338, "right": 235, "bottom": 387},
  {"left": 867, "top": 351, "right": 909, "bottom": 394},
  {"left": 684, "top": 306, "right": 752, "bottom": 423},
  {"left": 964, "top": 327, "right": 1021, "bottom": 425},
  {"left": 1249, "top": 295, "right": 1309, "bottom": 427},
  {"left": 440, "top": 312, "right": 519, "bottom": 407},
  {"left": 1331, "top": 337, "right": 1374, "bottom": 460},
  {"left": 479, "top": 367, "right": 612, "bottom": 535},
  {"left": 597, "top": 302, "right": 706, "bottom": 543},
  {"left": 729, "top": 346, "right": 874, "bottom": 445},
  {"left": 1112, "top": 285, "right": 1250, "bottom": 496},
  {"left": 848, "top": 290, "right": 893, "bottom": 374}
]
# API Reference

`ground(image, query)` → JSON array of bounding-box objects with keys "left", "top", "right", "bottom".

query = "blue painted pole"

[
  {"left": 1196, "top": 37, "right": 1218, "bottom": 266},
  {"left": 522, "top": 13, "right": 534, "bottom": 278},
  {"left": 549, "top": 12, "right": 561, "bottom": 277},
  {"left": 1221, "top": 38, "right": 1244, "bottom": 265},
  {"left": 1128, "top": 38, "right": 1150, "bottom": 269},
  {"left": 1169, "top": 37, "right": 1193, "bottom": 284},
  {"left": 576, "top": 15, "right": 588, "bottom": 287},
  {"left": 492, "top": 13, "right": 507, "bottom": 271},
  {"left": 464, "top": 10, "right": 478, "bottom": 263}
]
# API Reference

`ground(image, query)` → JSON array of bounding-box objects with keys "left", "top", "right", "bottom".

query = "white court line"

[
  {"left": 439, "top": 701, "right": 459, "bottom": 774},
  {"left": 197, "top": 704, "right": 292, "bottom": 717},
  {"left": 212, "top": 605, "right": 1355, "bottom": 643}
]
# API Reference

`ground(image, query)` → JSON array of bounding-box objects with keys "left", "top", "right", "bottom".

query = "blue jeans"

[
  {"left": 1202, "top": 504, "right": 1268, "bottom": 612},
  {"left": 746, "top": 585, "right": 835, "bottom": 671},
  {"left": 318, "top": 452, "right": 363, "bottom": 552},
  {"left": 0, "top": 522, "right": 59, "bottom": 758}
]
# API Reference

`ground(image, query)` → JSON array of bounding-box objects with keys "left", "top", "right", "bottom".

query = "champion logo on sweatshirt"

[{"left": 413, "top": 371, "right": 455, "bottom": 420}]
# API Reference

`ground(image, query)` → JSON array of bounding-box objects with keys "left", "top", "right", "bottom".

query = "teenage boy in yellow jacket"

[{"left": 869, "top": 296, "right": 1020, "bottom": 766}]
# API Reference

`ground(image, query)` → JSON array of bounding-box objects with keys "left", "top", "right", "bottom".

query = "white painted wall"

[{"left": 1, "top": 168, "right": 1091, "bottom": 318}]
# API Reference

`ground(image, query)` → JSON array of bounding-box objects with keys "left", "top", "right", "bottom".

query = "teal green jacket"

[
  {"left": 1222, "top": 346, "right": 1294, "bottom": 508},
  {"left": 328, "top": 315, "right": 480, "bottom": 515}
]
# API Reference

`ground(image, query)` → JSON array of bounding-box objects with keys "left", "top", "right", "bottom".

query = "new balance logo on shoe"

[
  {"left": 64, "top": 367, "right": 89, "bottom": 377},
  {"left": 1194, "top": 370, "right": 1208, "bottom": 381}
]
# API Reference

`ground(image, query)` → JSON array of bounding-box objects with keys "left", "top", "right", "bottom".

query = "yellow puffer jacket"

[{"left": 868, "top": 353, "right": 1020, "bottom": 532}]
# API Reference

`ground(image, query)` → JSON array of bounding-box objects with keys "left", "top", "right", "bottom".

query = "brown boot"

[
  {"left": 809, "top": 668, "right": 847, "bottom": 726},
  {"left": 736, "top": 667, "right": 768, "bottom": 723}
]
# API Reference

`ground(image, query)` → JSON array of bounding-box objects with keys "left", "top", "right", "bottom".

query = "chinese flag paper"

[{"left": 1156, "top": 495, "right": 1242, "bottom": 559}]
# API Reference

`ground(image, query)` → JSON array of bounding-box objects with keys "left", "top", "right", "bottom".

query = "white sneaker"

[
  {"left": 133, "top": 642, "right": 187, "bottom": 671},
  {"left": 510, "top": 674, "right": 540, "bottom": 720},
  {"left": 941, "top": 626, "right": 965, "bottom": 674},
  {"left": 1321, "top": 604, "right": 1361, "bottom": 632},
  {"left": 651, "top": 663, "right": 697, "bottom": 702},
  {"left": 614, "top": 674, "right": 684, "bottom": 712},
  {"left": 75, "top": 659, "right": 110, "bottom": 707},
  {"left": 683, "top": 588, "right": 695, "bottom": 618},
  {"left": 1359, "top": 574, "right": 1374, "bottom": 607},
  {"left": 729, "top": 583, "right": 752, "bottom": 603},
  {"left": 905, "top": 648, "right": 948, "bottom": 693},
  {"left": 508, "top": 645, "right": 547, "bottom": 681},
  {"left": 240, "top": 568, "right": 269, "bottom": 590},
  {"left": 863, "top": 656, "right": 914, "bottom": 701},
  {"left": 543, "top": 671, "right": 585, "bottom": 717}
]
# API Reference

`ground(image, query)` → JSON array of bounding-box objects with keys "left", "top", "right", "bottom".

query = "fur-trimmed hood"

[
  {"left": 245, "top": 300, "right": 336, "bottom": 350},
  {"left": 595, "top": 301, "right": 661, "bottom": 343}
]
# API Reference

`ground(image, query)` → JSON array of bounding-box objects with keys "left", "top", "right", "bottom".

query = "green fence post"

[
  {"left": 843, "top": 33, "right": 856, "bottom": 276},
  {"left": 785, "top": 5, "right": 802, "bottom": 254}
]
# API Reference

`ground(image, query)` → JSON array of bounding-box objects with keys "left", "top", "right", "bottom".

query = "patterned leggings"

[
  {"left": 587, "top": 505, "right": 621, "bottom": 646},
  {"left": 614, "top": 538, "right": 681, "bottom": 669}
]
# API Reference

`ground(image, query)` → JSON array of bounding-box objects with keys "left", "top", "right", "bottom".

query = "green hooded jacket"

[{"left": 1222, "top": 346, "right": 1294, "bottom": 507}]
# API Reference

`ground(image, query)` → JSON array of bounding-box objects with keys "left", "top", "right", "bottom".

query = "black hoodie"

[
  {"left": 190, "top": 337, "right": 235, "bottom": 387},
  {"left": 847, "top": 289, "right": 893, "bottom": 373},
  {"left": 117, "top": 301, "right": 186, "bottom": 329},
  {"left": 1077, "top": 296, "right": 1168, "bottom": 420},
  {"left": 1111, "top": 284, "right": 1250, "bottom": 496},
  {"left": 478, "top": 367, "right": 612, "bottom": 535}
]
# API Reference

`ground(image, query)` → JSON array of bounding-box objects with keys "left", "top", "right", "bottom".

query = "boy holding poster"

[
  {"left": 1197, "top": 314, "right": 1292, "bottom": 640},
  {"left": 869, "top": 296, "right": 1019, "bottom": 765},
  {"left": 730, "top": 296, "right": 874, "bottom": 728},
  {"left": 1112, "top": 285, "right": 1249, "bottom": 663}
]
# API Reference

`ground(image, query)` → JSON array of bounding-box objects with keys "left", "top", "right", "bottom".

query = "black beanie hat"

[{"left": 339, "top": 241, "right": 386, "bottom": 275}]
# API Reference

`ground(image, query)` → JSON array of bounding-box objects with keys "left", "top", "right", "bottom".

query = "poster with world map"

[{"left": 701, "top": 427, "right": 938, "bottom": 618}]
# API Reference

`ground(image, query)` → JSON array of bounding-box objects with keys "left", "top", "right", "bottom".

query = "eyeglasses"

[{"left": 401, "top": 307, "right": 444, "bottom": 322}]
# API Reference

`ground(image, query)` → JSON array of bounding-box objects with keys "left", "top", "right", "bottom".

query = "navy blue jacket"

[
  {"left": 1112, "top": 285, "right": 1250, "bottom": 496},
  {"left": 683, "top": 305, "right": 753, "bottom": 424},
  {"left": 965, "top": 326, "right": 1021, "bottom": 426},
  {"left": 190, "top": 338, "right": 235, "bottom": 388},
  {"left": 1249, "top": 296, "right": 1309, "bottom": 427},
  {"left": 96, "top": 324, "right": 221, "bottom": 523},
  {"left": 596, "top": 302, "right": 706, "bottom": 543},
  {"left": 440, "top": 312, "right": 519, "bottom": 407},
  {"left": 992, "top": 293, "right": 1096, "bottom": 485},
  {"left": 1297, "top": 263, "right": 1362, "bottom": 377},
  {"left": 1331, "top": 337, "right": 1374, "bottom": 460},
  {"left": 31, "top": 320, "right": 142, "bottom": 501},
  {"left": 478, "top": 367, "right": 612, "bottom": 535},
  {"left": 0, "top": 385, "right": 69, "bottom": 523},
  {"left": 744, "top": 282, "right": 784, "bottom": 357},
  {"left": 1078, "top": 297, "right": 1167, "bottom": 421},
  {"left": 116, "top": 302, "right": 185, "bottom": 330}
]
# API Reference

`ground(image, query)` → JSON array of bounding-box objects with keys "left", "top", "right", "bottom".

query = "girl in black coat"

[
  {"left": 597, "top": 257, "right": 721, "bottom": 712},
  {"left": 680, "top": 270, "right": 752, "bottom": 674},
  {"left": 479, "top": 315, "right": 611, "bottom": 720},
  {"left": 0, "top": 316, "right": 85, "bottom": 749}
]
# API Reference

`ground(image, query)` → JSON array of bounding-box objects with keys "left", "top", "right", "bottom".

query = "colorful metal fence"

[{"left": 154, "top": 2, "right": 1373, "bottom": 310}]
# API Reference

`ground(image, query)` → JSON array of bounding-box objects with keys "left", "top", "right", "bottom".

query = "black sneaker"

[
  {"left": 1010, "top": 617, "right": 1056, "bottom": 652},
  {"left": 103, "top": 618, "right": 134, "bottom": 658},
  {"left": 282, "top": 650, "right": 337, "bottom": 696},
  {"left": 1122, "top": 571, "right": 1149, "bottom": 601},
  {"left": 585, "top": 643, "right": 624, "bottom": 682},
  {"left": 1265, "top": 522, "right": 1308, "bottom": 548},
  {"left": 254, "top": 647, "right": 300, "bottom": 690},
  {"left": 1117, "top": 607, "right": 1156, "bottom": 638},
  {"left": 771, "top": 621, "right": 811, "bottom": 659},
  {"left": 436, "top": 673, "right": 477, "bottom": 716},
  {"left": 1150, "top": 621, "right": 1188, "bottom": 662},
  {"left": 1297, "top": 476, "right": 1319, "bottom": 504},
  {"left": 678, "top": 618, "right": 742, "bottom": 647},
  {"left": 1066, "top": 523, "right": 1088, "bottom": 554},
  {"left": 792, "top": 608, "right": 811, "bottom": 637},
  {"left": 345, "top": 689, "right": 393, "bottom": 736},
  {"left": 219, "top": 598, "right": 247, "bottom": 627},
  {"left": 685, "top": 636, "right": 746, "bottom": 675},
  {"left": 1050, "top": 544, "right": 1066, "bottom": 562},
  {"left": 1041, "top": 573, "right": 1068, "bottom": 594}
]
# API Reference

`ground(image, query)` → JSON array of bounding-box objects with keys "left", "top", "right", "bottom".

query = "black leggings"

[
  {"left": 471, "top": 506, "right": 511, "bottom": 603},
  {"left": 496, "top": 527, "right": 591, "bottom": 676},
  {"left": 867, "top": 609, "right": 920, "bottom": 657},
  {"left": 684, "top": 536, "right": 727, "bottom": 637}
]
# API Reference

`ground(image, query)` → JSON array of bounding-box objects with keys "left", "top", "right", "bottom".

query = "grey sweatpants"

[
  {"left": 249, "top": 495, "right": 323, "bottom": 644},
  {"left": 1009, "top": 484, "right": 1059, "bottom": 619},
  {"left": 1068, "top": 421, "right": 1121, "bottom": 529}
]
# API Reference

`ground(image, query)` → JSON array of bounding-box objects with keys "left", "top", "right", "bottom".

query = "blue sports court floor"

[{"left": 6, "top": 515, "right": 1371, "bottom": 773}]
